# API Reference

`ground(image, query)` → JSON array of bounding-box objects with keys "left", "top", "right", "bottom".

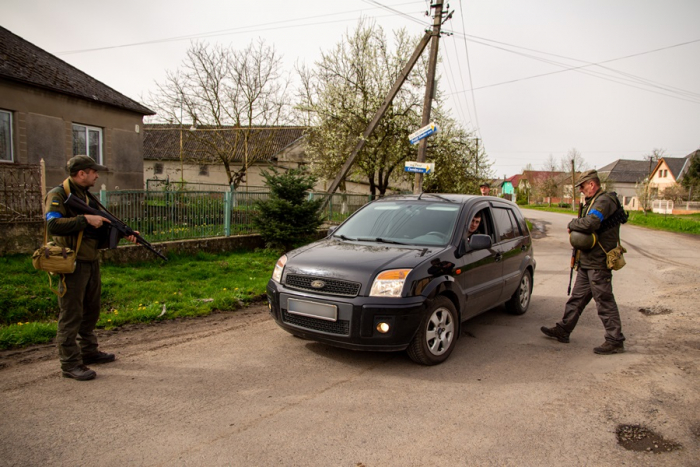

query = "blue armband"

[
  {"left": 589, "top": 209, "right": 604, "bottom": 222},
  {"left": 46, "top": 212, "right": 62, "bottom": 221}
]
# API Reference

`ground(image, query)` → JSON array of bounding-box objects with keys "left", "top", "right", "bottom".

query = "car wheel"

[
  {"left": 407, "top": 296, "right": 458, "bottom": 365},
  {"left": 505, "top": 269, "right": 532, "bottom": 315}
]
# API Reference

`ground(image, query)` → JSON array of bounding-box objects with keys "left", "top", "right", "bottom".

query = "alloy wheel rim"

[{"left": 425, "top": 307, "right": 454, "bottom": 355}]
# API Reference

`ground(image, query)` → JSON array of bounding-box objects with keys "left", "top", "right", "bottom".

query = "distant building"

[
  {"left": 648, "top": 151, "right": 697, "bottom": 197},
  {"left": 597, "top": 159, "right": 651, "bottom": 210}
]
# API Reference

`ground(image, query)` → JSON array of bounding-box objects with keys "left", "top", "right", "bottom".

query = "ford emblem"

[{"left": 310, "top": 280, "right": 326, "bottom": 289}]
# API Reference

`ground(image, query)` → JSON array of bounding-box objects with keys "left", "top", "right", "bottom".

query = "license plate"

[{"left": 287, "top": 298, "right": 338, "bottom": 322}]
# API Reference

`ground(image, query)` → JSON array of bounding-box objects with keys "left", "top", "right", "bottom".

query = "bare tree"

[
  {"left": 539, "top": 154, "right": 561, "bottom": 207},
  {"left": 146, "top": 40, "right": 292, "bottom": 187},
  {"left": 561, "top": 148, "right": 588, "bottom": 210}
]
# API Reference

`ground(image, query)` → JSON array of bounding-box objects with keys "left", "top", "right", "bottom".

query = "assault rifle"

[
  {"left": 567, "top": 201, "right": 584, "bottom": 295},
  {"left": 64, "top": 193, "right": 168, "bottom": 261}
]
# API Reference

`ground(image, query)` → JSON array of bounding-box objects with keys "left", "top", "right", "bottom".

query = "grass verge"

[
  {"left": 521, "top": 205, "right": 700, "bottom": 235},
  {"left": 0, "top": 249, "right": 280, "bottom": 350}
]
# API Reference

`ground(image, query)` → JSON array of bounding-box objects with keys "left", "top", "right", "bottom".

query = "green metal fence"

[{"left": 99, "top": 189, "right": 371, "bottom": 243}]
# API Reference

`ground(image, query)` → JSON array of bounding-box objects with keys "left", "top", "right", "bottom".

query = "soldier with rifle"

[
  {"left": 541, "top": 169, "right": 628, "bottom": 355},
  {"left": 45, "top": 156, "right": 144, "bottom": 381}
]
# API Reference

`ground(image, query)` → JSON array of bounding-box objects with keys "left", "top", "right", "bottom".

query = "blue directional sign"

[
  {"left": 409, "top": 122, "right": 438, "bottom": 145},
  {"left": 404, "top": 161, "right": 435, "bottom": 174}
]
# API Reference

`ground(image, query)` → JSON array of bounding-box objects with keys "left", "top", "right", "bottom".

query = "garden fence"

[{"left": 100, "top": 188, "right": 371, "bottom": 243}]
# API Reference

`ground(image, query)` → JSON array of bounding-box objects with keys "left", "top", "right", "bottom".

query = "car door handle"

[{"left": 494, "top": 253, "right": 503, "bottom": 262}]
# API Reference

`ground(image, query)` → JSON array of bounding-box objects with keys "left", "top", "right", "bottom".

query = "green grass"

[
  {"left": 0, "top": 249, "right": 280, "bottom": 349},
  {"left": 521, "top": 204, "right": 700, "bottom": 235},
  {"left": 626, "top": 211, "right": 700, "bottom": 235}
]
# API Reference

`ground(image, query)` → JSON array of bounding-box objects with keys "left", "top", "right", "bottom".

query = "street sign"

[
  {"left": 404, "top": 161, "right": 435, "bottom": 174},
  {"left": 409, "top": 122, "right": 438, "bottom": 145}
]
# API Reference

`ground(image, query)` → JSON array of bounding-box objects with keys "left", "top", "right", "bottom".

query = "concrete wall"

[{"left": 0, "top": 79, "right": 146, "bottom": 190}]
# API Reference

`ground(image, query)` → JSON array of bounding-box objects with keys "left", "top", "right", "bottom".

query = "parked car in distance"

[{"left": 266, "top": 194, "right": 536, "bottom": 365}]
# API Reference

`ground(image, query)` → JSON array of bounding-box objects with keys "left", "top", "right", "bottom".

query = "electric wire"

[
  {"left": 58, "top": 2, "right": 424, "bottom": 55},
  {"left": 446, "top": 32, "right": 700, "bottom": 104}
]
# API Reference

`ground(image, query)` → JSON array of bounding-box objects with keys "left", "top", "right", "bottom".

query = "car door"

[
  {"left": 455, "top": 205, "right": 503, "bottom": 318},
  {"left": 491, "top": 204, "right": 528, "bottom": 303}
]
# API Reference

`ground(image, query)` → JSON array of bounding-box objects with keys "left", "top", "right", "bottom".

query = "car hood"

[{"left": 284, "top": 238, "right": 446, "bottom": 285}]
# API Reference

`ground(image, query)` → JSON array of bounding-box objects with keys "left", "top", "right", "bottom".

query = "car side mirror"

[
  {"left": 470, "top": 234, "right": 492, "bottom": 250},
  {"left": 457, "top": 234, "right": 492, "bottom": 257}
]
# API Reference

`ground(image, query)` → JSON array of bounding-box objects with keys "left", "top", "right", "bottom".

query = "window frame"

[
  {"left": 72, "top": 123, "right": 103, "bottom": 164},
  {"left": 0, "top": 109, "right": 14, "bottom": 163}
]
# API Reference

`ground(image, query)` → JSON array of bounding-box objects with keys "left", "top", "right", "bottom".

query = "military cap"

[
  {"left": 67, "top": 155, "right": 107, "bottom": 173},
  {"left": 479, "top": 181, "right": 490, "bottom": 188},
  {"left": 575, "top": 169, "right": 599, "bottom": 187}
]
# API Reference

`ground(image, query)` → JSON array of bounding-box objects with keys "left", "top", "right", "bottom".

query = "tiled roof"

[
  {"left": 663, "top": 153, "right": 695, "bottom": 180},
  {"left": 143, "top": 124, "right": 307, "bottom": 162},
  {"left": 0, "top": 26, "right": 154, "bottom": 115},
  {"left": 597, "top": 159, "right": 650, "bottom": 183}
]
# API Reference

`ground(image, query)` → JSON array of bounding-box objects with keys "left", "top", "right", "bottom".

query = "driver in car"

[{"left": 467, "top": 212, "right": 482, "bottom": 240}]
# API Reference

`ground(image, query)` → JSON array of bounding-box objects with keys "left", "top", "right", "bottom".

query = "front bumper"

[{"left": 266, "top": 280, "right": 427, "bottom": 351}]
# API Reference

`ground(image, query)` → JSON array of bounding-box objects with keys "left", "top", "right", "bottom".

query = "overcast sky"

[{"left": 3, "top": 0, "right": 699, "bottom": 178}]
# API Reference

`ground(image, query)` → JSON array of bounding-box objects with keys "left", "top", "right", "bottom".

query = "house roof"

[
  {"left": 597, "top": 159, "right": 651, "bottom": 183},
  {"left": 0, "top": 26, "right": 154, "bottom": 115},
  {"left": 520, "top": 170, "right": 566, "bottom": 184},
  {"left": 659, "top": 151, "right": 697, "bottom": 180},
  {"left": 143, "top": 124, "right": 307, "bottom": 163}
]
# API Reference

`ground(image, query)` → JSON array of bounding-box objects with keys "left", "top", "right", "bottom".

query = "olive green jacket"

[
  {"left": 44, "top": 179, "right": 109, "bottom": 262},
  {"left": 568, "top": 188, "right": 621, "bottom": 270}
]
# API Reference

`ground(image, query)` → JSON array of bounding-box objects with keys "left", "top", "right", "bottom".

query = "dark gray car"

[{"left": 266, "top": 194, "right": 536, "bottom": 365}]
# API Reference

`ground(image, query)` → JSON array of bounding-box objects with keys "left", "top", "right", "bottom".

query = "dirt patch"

[
  {"left": 615, "top": 424, "right": 683, "bottom": 453},
  {"left": 0, "top": 305, "right": 269, "bottom": 371},
  {"left": 638, "top": 306, "right": 673, "bottom": 316}
]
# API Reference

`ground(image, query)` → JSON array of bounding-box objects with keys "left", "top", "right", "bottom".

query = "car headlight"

[
  {"left": 271, "top": 255, "right": 287, "bottom": 283},
  {"left": 369, "top": 269, "right": 411, "bottom": 297}
]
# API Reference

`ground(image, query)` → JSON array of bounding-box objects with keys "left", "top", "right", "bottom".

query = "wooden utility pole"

[
  {"left": 414, "top": 0, "right": 445, "bottom": 194},
  {"left": 571, "top": 158, "right": 576, "bottom": 211},
  {"left": 320, "top": 0, "right": 448, "bottom": 209},
  {"left": 319, "top": 31, "right": 432, "bottom": 210}
]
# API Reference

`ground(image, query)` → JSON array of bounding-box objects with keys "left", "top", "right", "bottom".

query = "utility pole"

[
  {"left": 414, "top": 0, "right": 445, "bottom": 194},
  {"left": 571, "top": 158, "right": 576, "bottom": 211}
]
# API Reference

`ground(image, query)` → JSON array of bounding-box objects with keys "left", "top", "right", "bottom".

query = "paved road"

[{"left": 1, "top": 209, "right": 698, "bottom": 466}]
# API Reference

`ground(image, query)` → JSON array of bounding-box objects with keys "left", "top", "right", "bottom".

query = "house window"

[
  {"left": 154, "top": 163, "right": 163, "bottom": 175},
  {"left": 0, "top": 109, "right": 13, "bottom": 162},
  {"left": 72, "top": 124, "right": 103, "bottom": 163},
  {"left": 199, "top": 165, "right": 209, "bottom": 176}
]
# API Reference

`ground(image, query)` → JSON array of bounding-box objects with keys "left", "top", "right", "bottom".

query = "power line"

[
  {"left": 58, "top": 2, "right": 425, "bottom": 55},
  {"left": 445, "top": 33, "right": 700, "bottom": 104},
  {"left": 457, "top": 1, "right": 482, "bottom": 140}
]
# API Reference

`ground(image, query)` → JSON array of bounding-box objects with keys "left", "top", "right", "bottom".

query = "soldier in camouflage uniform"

[
  {"left": 541, "top": 169, "right": 626, "bottom": 354},
  {"left": 45, "top": 155, "right": 137, "bottom": 380}
]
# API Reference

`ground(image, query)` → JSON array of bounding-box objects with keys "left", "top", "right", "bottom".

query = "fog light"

[{"left": 376, "top": 322, "right": 390, "bottom": 333}]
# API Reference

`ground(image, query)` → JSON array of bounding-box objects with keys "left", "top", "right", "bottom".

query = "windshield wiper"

[
  {"left": 334, "top": 234, "right": 357, "bottom": 241},
  {"left": 356, "top": 237, "right": 406, "bottom": 245}
]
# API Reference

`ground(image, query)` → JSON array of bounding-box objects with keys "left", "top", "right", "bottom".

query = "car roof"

[{"left": 375, "top": 193, "right": 516, "bottom": 206}]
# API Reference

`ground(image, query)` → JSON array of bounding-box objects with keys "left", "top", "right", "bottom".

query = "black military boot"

[
  {"left": 82, "top": 351, "right": 116, "bottom": 365},
  {"left": 593, "top": 341, "right": 624, "bottom": 355},
  {"left": 540, "top": 325, "right": 570, "bottom": 343},
  {"left": 62, "top": 365, "right": 97, "bottom": 381}
]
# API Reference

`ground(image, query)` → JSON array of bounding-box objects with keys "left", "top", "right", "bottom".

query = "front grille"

[
  {"left": 285, "top": 274, "right": 361, "bottom": 297},
  {"left": 282, "top": 309, "right": 350, "bottom": 335}
]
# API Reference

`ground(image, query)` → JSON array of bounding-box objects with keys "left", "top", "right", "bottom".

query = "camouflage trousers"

[
  {"left": 557, "top": 268, "right": 625, "bottom": 344},
  {"left": 56, "top": 261, "right": 102, "bottom": 370}
]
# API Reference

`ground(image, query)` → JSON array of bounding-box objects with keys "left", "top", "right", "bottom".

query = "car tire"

[
  {"left": 407, "top": 296, "right": 458, "bottom": 365},
  {"left": 505, "top": 269, "right": 532, "bottom": 315}
]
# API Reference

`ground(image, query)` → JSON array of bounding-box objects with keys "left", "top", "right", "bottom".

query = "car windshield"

[{"left": 333, "top": 201, "right": 461, "bottom": 246}]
